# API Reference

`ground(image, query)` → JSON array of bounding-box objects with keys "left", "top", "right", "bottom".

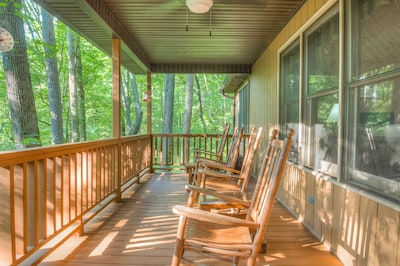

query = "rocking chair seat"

[
  {"left": 173, "top": 206, "right": 256, "bottom": 256},
  {"left": 185, "top": 184, "right": 251, "bottom": 210}
]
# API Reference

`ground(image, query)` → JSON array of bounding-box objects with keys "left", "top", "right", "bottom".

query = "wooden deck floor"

[{"left": 39, "top": 173, "right": 343, "bottom": 266}]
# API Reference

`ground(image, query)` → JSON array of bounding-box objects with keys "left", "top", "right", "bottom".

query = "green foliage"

[
  {"left": 149, "top": 73, "right": 232, "bottom": 134},
  {"left": 0, "top": 0, "right": 233, "bottom": 151},
  {"left": 79, "top": 40, "right": 113, "bottom": 140},
  {"left": 308, "top": 75, "right": 338, "bottom": 95},
  {"left": 22, "top": 135, "right": 41, "bottom": 147}
]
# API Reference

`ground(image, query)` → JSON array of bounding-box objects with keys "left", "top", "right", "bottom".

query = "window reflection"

[
  {"left": 304, "top": 94, "right": 338, "bottom": 175},
  {"left": 349, "top": 79, "right": 400, "bottom": 199}
]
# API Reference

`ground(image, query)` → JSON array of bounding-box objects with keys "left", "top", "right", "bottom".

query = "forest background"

[{"left": 0, "top": 0, "right": 233, "bottom": 152}]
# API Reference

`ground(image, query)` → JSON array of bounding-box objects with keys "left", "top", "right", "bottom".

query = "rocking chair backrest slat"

[
  {"left": 215, "top": 122, "right": 231, "bottom": 161},
  {"left": 236, "top": 126, "right": 263, "bottom": 192},
  {"left": 235, "top": 126, "right": 255, "bottom": 184},
  {"left": 225, "top": 127, "right": 244, "bottom": 168}
]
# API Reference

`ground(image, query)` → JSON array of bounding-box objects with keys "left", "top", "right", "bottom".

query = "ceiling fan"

[
  {"left": 186, "top": 0, "right": 213, "bottom": 14},
  {"left": 155, "top": 0, "right": 268, "bottom": 35},
  {"left": 155, "top": 0, "right": 267, "bottom": 14}
]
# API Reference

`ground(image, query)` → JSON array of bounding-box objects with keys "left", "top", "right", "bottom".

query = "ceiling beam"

[{"left": 150, "top": 63, "right": 252, "bottom": 74}]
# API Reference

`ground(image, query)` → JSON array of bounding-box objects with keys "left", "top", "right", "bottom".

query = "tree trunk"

[
  {"left": 162, "top": 74, "right": 175, "bottom": 165},
  {"left": 194, "top": 75, "right": 207, "bottom": 130},
  {"left": 163, "top": 74, "right": 175, "bottom": 134},
  {"left": 183, "top": 74, "right": 194, "bottom": 134},
  {"left": 129, "top": 73, "right": 142, "bottom": 135},
  {"left": 121, "top": 70, "right": 132, "bottom": 136},
  {"left": 202, "top": 74, "right": 213, "bottom": 121},
  {"left": 67, "top": 29, "right": 79, "bottom": 142},
  {"left": 76, "top": 37, "right": 86, "bottom": 141},
  {"left": 1, "top": 0, "right": 41, "bottom": 149},
  {"left": 183, "top": 74, "right": 194, "bottom": 162},
  {"left": 42, "top": 9, "right": 64, "bottom": 144},
  {"left": 121, "top": 72, "right": 143, "bottom": 135}
]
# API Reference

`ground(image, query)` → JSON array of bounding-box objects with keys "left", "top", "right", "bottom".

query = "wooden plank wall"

[
  {"left": 248, "top": 0, "right": 400, "bottom": 265},
  {"left": 277, "top": 164, "right": 400, "bottom": 266}
]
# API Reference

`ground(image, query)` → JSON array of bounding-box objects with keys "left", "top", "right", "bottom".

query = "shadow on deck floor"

[{"left": 39, "top": 173, "right": 343, "bottom": 266}]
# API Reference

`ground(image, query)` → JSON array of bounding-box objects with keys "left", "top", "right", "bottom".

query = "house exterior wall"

[
  {"left": 248, "top": 0, "right": 400, "bottom": 265},
  {"left": 276, "top": 164, "right": 400, "bottom": 266}
]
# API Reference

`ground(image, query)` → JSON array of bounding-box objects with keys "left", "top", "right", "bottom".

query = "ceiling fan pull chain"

[
  {"left": 209, "top": 9, "right": 212, "bottom": 37},
  {"left": 186, "top": 8, "right": 189, "bottom": 32}
]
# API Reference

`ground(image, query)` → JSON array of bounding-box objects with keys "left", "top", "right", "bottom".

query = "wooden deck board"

[{"left": 39, "top": 173, "right": 343, "bottom": 266}]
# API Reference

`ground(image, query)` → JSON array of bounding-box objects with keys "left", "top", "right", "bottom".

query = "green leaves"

[{"left": 0, "top": 0, "right": 233, "bottom": 151}]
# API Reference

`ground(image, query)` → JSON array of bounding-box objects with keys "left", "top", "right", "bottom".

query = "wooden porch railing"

[
  {"left": 0, "top": 133, "right": 247, "bottom": 265},
  {"left": 0, "top": 135, "right": 151, "bottom": 265}
]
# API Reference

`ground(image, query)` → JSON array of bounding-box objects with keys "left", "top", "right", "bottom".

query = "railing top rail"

[
  {"left": 0, "top": 134, "right": 150, "bottom": 166},
  {"left": 151, "top": 133, "right": 250, "bottom": 137}
]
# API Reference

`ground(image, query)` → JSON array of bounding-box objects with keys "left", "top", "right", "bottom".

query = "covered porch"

[
  {"left": 39, "top": 173, "right": 343, "bottom": 266},
  {"left": 2, "top": 0, "right": 399, "bottom": 265},
  {"left": 0, "top": 133, "right": 343, "bottom": 265}
]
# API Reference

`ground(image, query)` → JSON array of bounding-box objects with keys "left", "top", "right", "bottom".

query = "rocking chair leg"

[
  {"left": 172, "top": 216, "right": 187, "bottom": 266},
  {"left": 260, "top": 241, "right": 267, "bottom": 254},
  {"left": 172, "top": 238, "right": 184, "bottom": 266}
]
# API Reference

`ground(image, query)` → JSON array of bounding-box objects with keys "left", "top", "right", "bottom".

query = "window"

[
  {"left": 238, "top": 84, "right": 249, "bottom": 133},
  {"left": 278, "top": 0, "right": 400, "bottom": 203},
  {"left": 303, "top": 7, "right": 339, "bottom": 176},
  {"left": 280, "top": 41, "right": 300, "bottom": 162},
  {"left": 345, "top": 0, "right": 400, "bottom": 202}
]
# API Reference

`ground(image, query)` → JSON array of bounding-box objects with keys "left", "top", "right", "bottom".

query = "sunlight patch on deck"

[
  {"left": 89, "top": 231, "right": 118, "bottom": 257},
  {"left": 125, "top": 238, "right": 176, "bottom": 250},
  {"left": 115, "top": 219, "right": 128, "bottom": 228}
]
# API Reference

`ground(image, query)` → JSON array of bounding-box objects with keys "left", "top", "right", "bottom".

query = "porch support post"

[
  {"left": 147, "top": 71, "right": 154, "bottom": 173},
  {"left": 112, "top": 38, "right": 122, "bottom": 202}
]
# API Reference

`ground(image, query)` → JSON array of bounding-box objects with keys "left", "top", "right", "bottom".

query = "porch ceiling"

[{"left": 33, "top": 0, "right": 304, "bottom": 90}]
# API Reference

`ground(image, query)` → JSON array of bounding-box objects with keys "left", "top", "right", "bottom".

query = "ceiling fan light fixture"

[{"left": 186, "top": 0, "right": 213, "bottom": 14}]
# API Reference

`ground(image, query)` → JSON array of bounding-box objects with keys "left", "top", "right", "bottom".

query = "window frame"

[
  {"left": 301, "top": 6, "right": 340, "bottom": 176},
  {"left": 279, "top": 40, "right": 301, "bottom": 163},
  {"left": 237, "top": 83, "right": 249, "bottom": 133}
]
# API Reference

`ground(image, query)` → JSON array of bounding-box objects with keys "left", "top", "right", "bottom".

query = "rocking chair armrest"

[
  {"left": 199, "top": 168, "right": 244, "bottom": 181},
  {"left": 198, "top": 161, "right": 241, "bottom": 174},
  {"left": 172, "top": 205, "right": 259, "bottom": 229},
  {"left": 185, "top": 184, "right": 251, "bottom": 206}
]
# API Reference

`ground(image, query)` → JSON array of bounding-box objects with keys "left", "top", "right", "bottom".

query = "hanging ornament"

[{"left": 0, "top": 27, "right": 14, "bottom": 52}]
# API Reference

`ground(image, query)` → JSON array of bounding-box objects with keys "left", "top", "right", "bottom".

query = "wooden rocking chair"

[
  {"left": 189, "top": 129, "right": 277, "bottom": 212},
  {"left": 171, "top": 129, "right": 294, "bottom": 266},
  {"left": 191, "top": 127, "right": 244, "bottom": 185},
  {"left": 196, "top": 127, "right": 264, "bottom": 194},
  {"left": 194, "top": 122, "right": 231, "bottom": 162}
]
